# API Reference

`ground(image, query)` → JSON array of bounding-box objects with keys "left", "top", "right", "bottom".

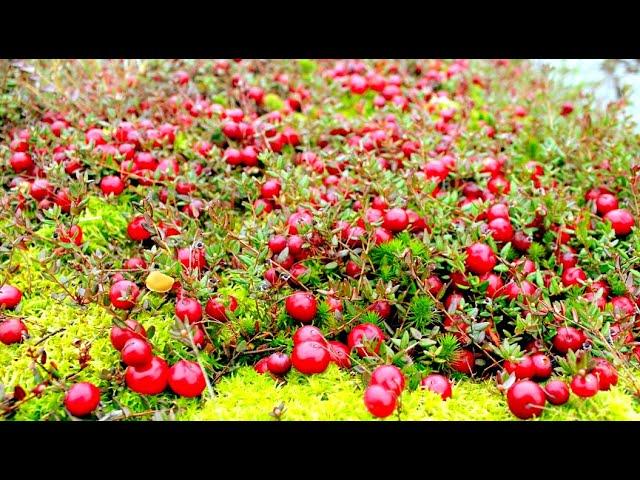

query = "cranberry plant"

[{"left": 1, "top": 59, "right": 640, "bottom": 420}]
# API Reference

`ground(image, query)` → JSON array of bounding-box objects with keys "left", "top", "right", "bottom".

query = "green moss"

[
  {"left": 179, "top": 366, "right": 640, "bottom": 421},
  {"left": 77, "top": 195, "right": 133, "bottom": 250}
]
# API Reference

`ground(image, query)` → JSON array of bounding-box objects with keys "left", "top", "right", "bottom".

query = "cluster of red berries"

[
  {"left": 110, "top": 320, "right": 206, "bottom": 399},
  {"left": 504, "top": 327, "right": 619, "bottom": 419},
  {"left": 0, "top": 284, "right": 28, "bottom": 345}
]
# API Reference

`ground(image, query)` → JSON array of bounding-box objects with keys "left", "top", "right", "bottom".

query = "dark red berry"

[
  {"left": 127, "top": 216, "right": 151, "bottom": 241},
  {"left": 570, "top": 372, "right": 599, "bottom": 398},
  {"left": 0, "top": 285, "right": 22, "bottom": 309},
  {"left": 125, "top": 356, "right": 169, "bottom": 395},
  {"left": 420, "top": 374, "right": 452, "bottom": 400},
  {"left": 507, "top": 380, "right": 546, "bottom": 419},
  {"left": 267, "top": 352, "right": 292, "bottom": 375},
  {"left": 121, "top": 338, "right": 152, "bottom": 367},
  {"left": 592, "top": 359, "right": 618, "bottom": 391},
  {"left": 293, "top": 325, "right": 326, "bottom": 345},
  {"left": 0, "top": 319, "right": 28, "bottom": 345},
  {"left": 348, "top": 323, "right": 384, "bottom": 358},
  {"left": 370, "top": 365, "right": 405, "bottom": 396},
  {"left": 327, "top": 341, "right": 351, "bottom": 368},
  {"left": 285, "top": 292, "right": 318, "bottom": 323},
  {"left": 531, "top": 353, "right": 553, "bottom": 380},
  {"left": 451, "top": 350, "right": 475, "bottom": 375},
  {"left": 109, "top": 280, "right": 140, "bottom": 310},
  {"left": 363, "top": 384, "right": 397, "bottom": 418},
  {"left": 604, "top": 209, "right": 634, "bottom": 236},
  {"left": 291, "top": 341, "right": 330, "bottom": 374},
  {"left": 383, "top": 208, "right": 409, "bottom": 232},
  {"left": 553, "top": 326, "right": 585, "bottom": 354},
  {"left": 544, "top": 380, "right": 570, "bottom": 405},
  {"left": 175, "top": 297, "right": 203, "bottom": 324},
  {"left": 465, "top": 242, "right": 496, "bottom": 275},
  {"left": 168, "top": 360, "right": 206, "bottom": 397},
  {"left": 64, "top": 382, "right": 100, "bottom": 417},
  {"left": 110, "top": 320, "right": 146, "bottom": 351}
]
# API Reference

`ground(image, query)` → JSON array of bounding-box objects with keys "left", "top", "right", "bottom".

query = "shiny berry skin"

[
  {"left": 9, "top": 152, "right": 34, "bottom": 172},
  {"left": 168, "top": 360, "right": 206, "bottom": 397},
  {"left": 121, "top": 338, "right": 152, "bottom": 367},
  {"left": 327, "top": 341, "right": 351, "bottom": 368},
  {"left": 368, "top": 300, "right": 392, "bottom": 320},
  {"left": 0, "top": 319, "right": 28, "bottom": 345},
  {"left": 451, "top": 350, "right": 475, "bottom": 375},
  {"left": 287, "top": 210, "right": 313, "bottom": 234},
  {"left": 64, "top": 382, "right": 101, "bottom": 417},
  {"left": 383, "top": 208, "right": 409, "bottom": 232},
  {"left": 177, "top": 247, "right": 207, "bottom": 271},
  {"left": 268, "top": 235, "right": 287, "bottom": 254},
  {"left": 100, "top": 175, "right": 125, "bottom": 196},
  {"left": 175, "top": 297, "right": 203, "bottom": 324},
  {"left": 261, "top": 179, "right": 282, "bottom": 200},
  {"left": 293, "top": 325, "right": 326, "bottom": 345},
  {"left": 287, "top": 235, "right": 306, "bottom": 257},
  {"left": 512, "top": 356, "right": 536, "bottom": 379},
  {"left": 487, "top": 175, "right": 510, "bottom": 195},
  {"left": 553, "top": 326, "right": 585, "bottom": 354},
  {"left": 507, "top": 380, "right": 546, "bottom": 419},
  {"left": 254, "top": 357, "right": 270, "bottom": 374},
  {"left": 595, "top": 194, "right": 618, "bottom": 215},
  {"left": 127, "top": 216, "right": 151, "bottom": 241},
  {"left": 487, "top": 218, "right": 514, "bottom": 243},
  {"left": 110, "top": 319, "right": 146, "bottom": 351},
  {"left": 465, "top": 242, "right": 496, "bottom": 275},
  {"left": 109, "top": 280, "right": 140, "bottom": 310},
  {"left": 240, "top": 146, "right": 258, "bottom": 166},
  {"left": 592, "top": 359, "right": 618, "bottom": 391},
  {"left": 420, "top": 374, "right": 452, "bottom": 400},
  {"left": 370, "top": 365, "right": 405, "bottom": 396},
  {"left": 570, "top": 373, "right": 599, "bottom": 398},
  {"left": 191, "top": 326, "right": 206, "bottom": 347},
  {"left": 503, "top": 280, "right": 538, "bottom": 301},
  {"left": 544, "top": 380, "right": 570, "bottom": 405},
  {"left": 285, "top": 292, "right": 317, "bottom": 323},
  {"left": 531, "top": 353, "right": 553, "bottom": 380},
  {"left": 124, "top": 257, "right": 147, "bottom": 270},
  {"left": 604, "top": 209, "right": 634, "bottom": 236},
  {"left": 610, "top": 296, "right": 635, "bottom": 317},
  {"left": 512, "top": 231, "right": 532, "bottom": 252},
  {"left": 562, "top": 267, "right": 587, "bottom": 287},
  {"left": 326, "top": 296, "right": 343, "bottom": 313},
  {"left": 205, "top": 296, "right": 238, "bottom": 322},
  {"left": 125, "top": 356, "right": 169, "bottom": 395},
  {"left": 291, "top": 341, "right": 331, "bottom": 374},
  {"left": 479, "top": 272, "right": 504, "bottom": 298},
  {"left": 487, "top": 203, "right": 510, "bottom": 221},
  {"left": 424, "top": 160, "right": 449, "bottom": 182},
  {"left": 425, "top": 275, "right": 444, "bottom": 296},
  {"left": 557, "top": 249, "right": 578, "bottom": 269},
  {"left": 0, "top": 284, "right": 23, "bottom": 309},
  {"left": 224, "top": 147, "right": 242, "bottom": 165},
  {"left": 345, "top": 260, "right": 362, "bottom": 277},
  {"left": 57, "top": 225, "right": 83, "bottom": 246},
  {"left": 348, "top": 323, "right": 384, "bottom": 357},
  {"left": 373, "top": 227, "right": 393, "bottom": 245},
  {"left": 267, "top": 352, "right": 292, "bottom": 375},
  {"left": 364, "top": 384, "right": 397, "bottom": 418},
  {"left": 29, "top": 179, "right": 52, "bottom": 200}
]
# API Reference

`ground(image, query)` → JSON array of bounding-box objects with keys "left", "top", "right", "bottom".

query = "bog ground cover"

[{"left": 1, "top": 59, "right": 640, "bottom": 420}]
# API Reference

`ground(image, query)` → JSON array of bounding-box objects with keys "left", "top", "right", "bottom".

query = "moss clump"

[{"left": 180, "top": 366, "right": 640, "bottom": 421}]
